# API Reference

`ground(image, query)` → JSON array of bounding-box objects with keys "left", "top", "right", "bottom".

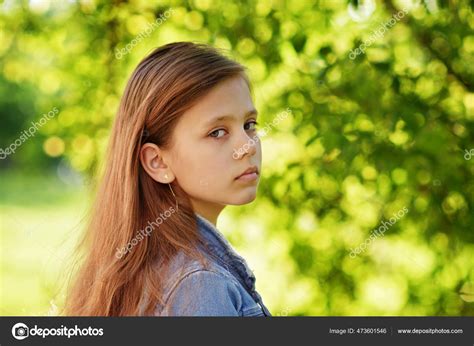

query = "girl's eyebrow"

[{"left": 203, "top": 109, "right": 258, "bottom": 127}]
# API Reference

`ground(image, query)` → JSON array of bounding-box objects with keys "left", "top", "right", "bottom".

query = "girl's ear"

[{"left": 140, "top": 143, "right": 175, "bottom": 184}]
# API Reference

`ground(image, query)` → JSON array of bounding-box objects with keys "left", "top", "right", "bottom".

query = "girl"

[{"left": 65, "top": 42, "right": 271, "bottom": 316}]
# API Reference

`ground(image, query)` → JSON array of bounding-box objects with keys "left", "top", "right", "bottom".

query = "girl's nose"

[{"left": 232, "top": 130, "right": 258, "bottom": 160}]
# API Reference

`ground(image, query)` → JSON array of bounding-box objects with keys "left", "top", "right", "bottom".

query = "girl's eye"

[
  {"left": 209, "top": 129, "right": 227, "bottom": 138},
  {"left": 208, "top": 121, "right": 258, "bottom": 138},
  {"left": 244, "top": 121, "right": 258, "bottom": 131}
]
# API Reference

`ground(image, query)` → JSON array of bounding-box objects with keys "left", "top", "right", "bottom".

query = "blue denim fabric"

[{"left": 154, "top": 214, "right": 271, "bottom": 316}]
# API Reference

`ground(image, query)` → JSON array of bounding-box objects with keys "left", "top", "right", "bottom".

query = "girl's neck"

[{"left": 190, "top": 198, "right": 225, "bottom": 226}]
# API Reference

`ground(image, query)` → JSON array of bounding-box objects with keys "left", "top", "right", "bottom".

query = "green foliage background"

[{"left": 1, "top": 0, "right": 473, "bottom": 316}]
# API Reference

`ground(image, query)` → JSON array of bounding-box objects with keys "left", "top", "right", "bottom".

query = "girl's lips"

[
  {"left": 235, "top": 165, "right": 258, "bottom": 179},
  {"left": 235, "top": 172, "right": 259, "bottom": 182}
]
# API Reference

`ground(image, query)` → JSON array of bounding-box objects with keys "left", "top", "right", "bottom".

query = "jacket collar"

[{"left": 195, "top": 213, "right": 256, "bottom": 293}]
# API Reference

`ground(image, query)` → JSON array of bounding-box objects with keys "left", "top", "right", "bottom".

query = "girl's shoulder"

[
  {"left": 154, "top": 250, "right": 266, "bottom": 316},
  {"left": 161, "top": 249, "right": 240, "bottom": 298}
]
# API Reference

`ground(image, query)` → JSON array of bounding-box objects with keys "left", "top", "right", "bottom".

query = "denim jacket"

[{"left": 154, "top": 214, "right": 272, "bottom": 316}]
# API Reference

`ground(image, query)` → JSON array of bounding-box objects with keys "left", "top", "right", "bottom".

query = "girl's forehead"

[{"left": 178, "top": 77, "right": 254, "bottom": 126}]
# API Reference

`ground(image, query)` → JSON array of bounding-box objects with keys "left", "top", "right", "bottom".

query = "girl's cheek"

[{"left": 199, "top": 178, "right": 210, "bottom": 188}]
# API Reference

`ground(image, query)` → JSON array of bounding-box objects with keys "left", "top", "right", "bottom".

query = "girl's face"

[{"left": 166, "top": 76, "right": 262, "bottom": 218}]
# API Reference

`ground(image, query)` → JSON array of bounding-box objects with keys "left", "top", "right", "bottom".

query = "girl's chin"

[{"left": 227, "top": 190, "right": 258, "bottom": 205}]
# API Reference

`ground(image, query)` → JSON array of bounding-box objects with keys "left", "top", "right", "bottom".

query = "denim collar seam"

[{"left": 195, "top": 214, "right": 256, "bottom": 289}]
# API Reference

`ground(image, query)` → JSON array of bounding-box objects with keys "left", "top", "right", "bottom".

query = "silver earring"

[{"left": 168, "top": 183, "right": 178, "bottom": 212}]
